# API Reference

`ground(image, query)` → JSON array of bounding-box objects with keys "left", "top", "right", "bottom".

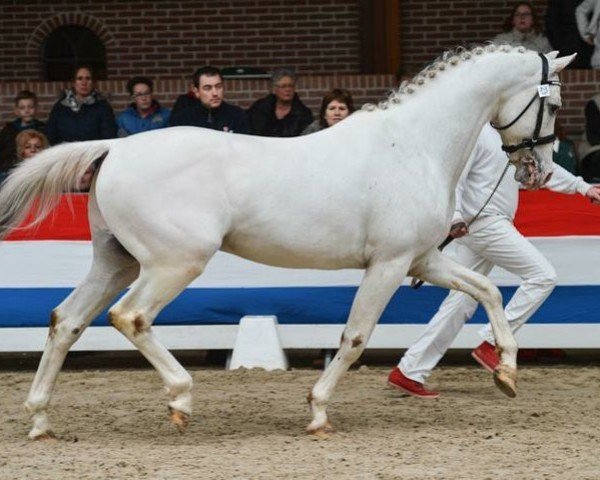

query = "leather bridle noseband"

[{"left": 491, "top": 53, "right": 561, "bottom": 154}]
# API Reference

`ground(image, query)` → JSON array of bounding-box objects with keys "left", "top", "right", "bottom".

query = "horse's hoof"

[
  {"left": 493, "top": 365, "right": 517, "bottom": 398},
  {"left": 31, "top": 431, "right": 57, "bottom": 441},
  {"left": 169, "top": 407, "right": 190, "bottom": 433},
  {"left": 306, "top": 420, "right": 334, "bottom": 439}
]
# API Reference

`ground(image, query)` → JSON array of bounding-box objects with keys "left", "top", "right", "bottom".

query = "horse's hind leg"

[
  {"left": 307, "top": 257, "right": 410, "bottom": 436},
  {"left": 413, "top": 248, "right": 518, "bottom": 397},
  {"left": 106, "top": 257, "right": 213, "bottom": 432},
  {"left": 25, "top": 230, "right": 139, "bottom": 439}
]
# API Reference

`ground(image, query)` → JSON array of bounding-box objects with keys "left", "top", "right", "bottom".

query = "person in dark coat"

[
  {"left": 45, "top": 66, "right": 117, "bottom": 145},
  {"left": 168, "top": 66, "right": 249, "bottom": 134},
  {"left": 0, "top": 90, "right": 46, "bottom": 176},
  {"left": 247, "top": 68, "right": 313, "bottom": 137}
]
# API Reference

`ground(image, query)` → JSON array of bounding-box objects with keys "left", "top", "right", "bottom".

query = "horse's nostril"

[{"left": 544, "top": 172, "right": 553, "bottom": 184}]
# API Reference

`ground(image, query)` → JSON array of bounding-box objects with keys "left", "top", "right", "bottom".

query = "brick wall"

[
  {"left": 0, "top": 74, "right": 396, "bottom": 125},
  {"left": 0, "top": 0, "right": 360, "bottom": 81},
  {"left": 0, "top": 0, "right": 596, "bottom": 134}
]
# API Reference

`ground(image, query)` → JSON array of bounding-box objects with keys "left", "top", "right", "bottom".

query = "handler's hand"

[
  {"left": 585, "top": 185, "right": 600, "bottom": 204},
  {"left": 449, "top": 221, "right": 468, "bottom": 238}
]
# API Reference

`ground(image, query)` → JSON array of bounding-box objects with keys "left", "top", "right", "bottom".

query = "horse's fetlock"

[
  {"left": 24, "top": 395, "right": 48, "bottom": 414},
  {"left": 168, "top": 375, "right": 193, "bottom": 397}
]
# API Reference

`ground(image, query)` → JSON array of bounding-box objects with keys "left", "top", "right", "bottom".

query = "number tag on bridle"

[{"left": 537, "top": 84, "right": 550, "bottom": 98}]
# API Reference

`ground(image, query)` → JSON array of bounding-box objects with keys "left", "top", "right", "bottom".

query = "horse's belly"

[{"left": 221, "top": 231, "right": 366, "bottom": 270}]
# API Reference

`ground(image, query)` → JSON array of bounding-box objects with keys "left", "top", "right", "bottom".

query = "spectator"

[
  {"left": 0, "top": 90, "right": 46, "bottom": 176},
  {"left": 576, "top": 0, "right": 600, "bottom": 68},
  {"left": 578, "top": 91, "right": 600, "bottom": 181},
  {"left": 0, "top": 129, "right": 49, "bottom": 185},
  {"left": 46, "top": 66, "right": 117, "bottom": 145},
  {"left": 117, "top": 76, "right": 170, "bottom": 136},
  {"left": 546, "top": 0, "right": 593, "bottom": 68},
  {"left": 247, "top": 68, "right": 313, "bottom": 137},
  {"left": 15, "top": 129, "right": 49, "bottom": 161},
  {"left": 302, "top": 88, "right": 355, "bottom": 135},
  {"left": 553, "top": 120, "right": 578, "bottom": 174},
  {"left": 169, "top": 66, "right": 249, "bottom": 134},
  {"left": 493, "top": 2, "right": 553, "bottom": 53}
]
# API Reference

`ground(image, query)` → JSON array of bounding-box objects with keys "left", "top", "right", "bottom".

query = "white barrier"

[
  {"left": 1, "top": 323, "right": 599, "bottom": 353},
  {"left": 228, "top": 316, "right": 288, "bottom": 371}
]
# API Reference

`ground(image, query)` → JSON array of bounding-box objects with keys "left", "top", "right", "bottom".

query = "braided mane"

[{"left": 362, "top": 44, "right": 528, "bottom": 112}]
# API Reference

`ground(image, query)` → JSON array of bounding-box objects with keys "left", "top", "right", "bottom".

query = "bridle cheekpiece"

[{"left": 491, "top": 53, "right": 561, "bottom": 154}]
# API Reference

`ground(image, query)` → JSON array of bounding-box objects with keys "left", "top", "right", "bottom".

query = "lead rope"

[{"left": 411, "top": 158, "right": 511, "bottom": 289}]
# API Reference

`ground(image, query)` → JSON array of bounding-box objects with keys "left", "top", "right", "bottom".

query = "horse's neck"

[{"left": 389, "top": 52, "right": 539, "bottom": 192}]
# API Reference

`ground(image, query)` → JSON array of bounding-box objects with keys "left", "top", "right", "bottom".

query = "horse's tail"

[{"left": 0, "top": 139, "right": 117, "bottom": 240}]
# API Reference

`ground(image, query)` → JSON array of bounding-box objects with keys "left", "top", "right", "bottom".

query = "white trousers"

[{"left": 400, "top": 217, "right": 556, "bottom": 383}]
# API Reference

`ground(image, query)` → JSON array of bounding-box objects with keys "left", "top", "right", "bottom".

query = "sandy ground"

[{"left": 0, "top": 361, "right": 599, "bottom": 480}]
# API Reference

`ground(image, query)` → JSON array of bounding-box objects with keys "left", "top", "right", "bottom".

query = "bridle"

[{"left": 491, "top": 52, "right": 560, "bottom": 155}]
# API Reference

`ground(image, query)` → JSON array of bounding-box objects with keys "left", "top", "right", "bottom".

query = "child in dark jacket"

[{"left": 0, "top": 90, "right": 46, "bottom": 176}]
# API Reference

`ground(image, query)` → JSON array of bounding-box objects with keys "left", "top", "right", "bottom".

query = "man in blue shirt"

[
  {"left": 117, "top": 76, "right": 170, "bottom": 136},
  {"left": 168, "top": 66, "right": 249, "bottom": 134}
]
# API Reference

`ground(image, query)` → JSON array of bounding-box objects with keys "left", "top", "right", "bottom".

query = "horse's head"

[{"left": 492, "top": 51, "right": 576, "bottom": 190}]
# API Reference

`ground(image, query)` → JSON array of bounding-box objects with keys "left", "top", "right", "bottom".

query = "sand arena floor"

[{"left": 0, "top": 355, "right": 598, "bottom": 480}]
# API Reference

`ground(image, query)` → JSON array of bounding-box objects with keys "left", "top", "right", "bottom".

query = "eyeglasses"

[
  {"left": 514, "top": 12, "right": 532, "bottom": 18},
  {"left": 275, "top": 83, "right": 295, "bottom": 89},
  {"left": 132, "top": 92, "right": 152, "bottom": 98}
]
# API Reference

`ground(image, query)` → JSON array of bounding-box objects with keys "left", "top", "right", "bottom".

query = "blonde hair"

[{"left": 15, "top": 129, "right": 49, "bottom": 160}]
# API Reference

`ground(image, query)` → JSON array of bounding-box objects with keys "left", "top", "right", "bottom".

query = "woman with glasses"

[
  {"left": 117, "top": 76, "right": 170, "bottom": 136},
  {"left": 247, "top": 68, "right": 313, "bottom": 137},
  {"left": 493, "top": 2, "right": 552, "bottom": 53},
  {"left": 46, "top": 66, "right": 117, "bottom": 145}
]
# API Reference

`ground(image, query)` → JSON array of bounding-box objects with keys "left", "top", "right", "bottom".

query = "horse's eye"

[{"left": 548, "top": 104, "right": 560, "bottom": 115}]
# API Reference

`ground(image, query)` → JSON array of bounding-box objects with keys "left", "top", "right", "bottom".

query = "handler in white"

[{"left": 388, "top": 123, "right": 600, "bottom": 398}]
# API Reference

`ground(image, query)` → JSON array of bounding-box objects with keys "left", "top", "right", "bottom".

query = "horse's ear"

[
  {"left": 546, "top": 51, "right": 559, "bottom": 60},
  {"left": 550, "top": 53, "right": 577, "bottom": 73}
]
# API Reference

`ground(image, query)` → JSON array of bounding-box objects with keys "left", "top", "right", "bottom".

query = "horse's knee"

[
  {"left": 48, "top": 310, "right": 59, "bottom": 339},
  {"left": 47, "top": 310, "right": 85, "bottom": 348},
  {"left": 479, "top": 282, "right": 503, "bottom": 308},
  {"left": 339, "top": 331, "right": 365, "bottom": 363},
  {"left": 108, "top": 309, "right": 150, "bottom": 337}
]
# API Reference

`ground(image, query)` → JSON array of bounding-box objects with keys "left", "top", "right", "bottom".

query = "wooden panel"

[{"left": 359, "top": 0, "right": 400, "bottom": 74}]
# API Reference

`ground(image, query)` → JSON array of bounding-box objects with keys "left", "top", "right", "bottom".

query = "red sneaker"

[
  {"left": 387, "top": 367, "right": 440, "bottom": 399},
  {"left": 471, "top": 341, "right": 500, "bottom": 373}
]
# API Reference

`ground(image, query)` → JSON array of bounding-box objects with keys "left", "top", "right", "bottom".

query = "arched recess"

[{"left": 27, "top": 13, "right": 115, "bottom": 80}]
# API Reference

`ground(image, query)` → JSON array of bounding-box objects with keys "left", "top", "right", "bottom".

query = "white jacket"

[{"left": 453, "top": 124, "right": 591, "bottom": 230}]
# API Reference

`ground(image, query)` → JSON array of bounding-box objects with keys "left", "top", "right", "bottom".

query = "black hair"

[
  {"left": 126, "top": 76, "right": 154, "bottom": 96},
  {"left": 191, "top": 66, "right": 222, "bottom": 88}
]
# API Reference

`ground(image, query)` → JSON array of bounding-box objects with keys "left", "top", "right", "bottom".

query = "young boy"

[{"left": 0, "top": 90, "right": 46, "bottom": 176}]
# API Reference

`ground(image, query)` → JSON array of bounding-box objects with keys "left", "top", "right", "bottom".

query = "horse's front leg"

[
  {"left": 307, "top": 257, "right": 410, "bottom": 436},
  {"left": 413, "top": 249, "right": 518, "bottom": 397}
]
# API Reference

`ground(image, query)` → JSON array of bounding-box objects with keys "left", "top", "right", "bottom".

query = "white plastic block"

[{"left": 228, "top": 315, "right": 288, "bottom": 371}]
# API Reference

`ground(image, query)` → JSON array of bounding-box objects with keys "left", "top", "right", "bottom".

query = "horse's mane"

[{"left": 362, "top": 43, "right": 528, "bottom": 112}]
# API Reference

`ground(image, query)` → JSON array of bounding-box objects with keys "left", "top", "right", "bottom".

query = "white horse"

[{"left": 0, "top": 45, "right": 574, "bottom": 440}]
